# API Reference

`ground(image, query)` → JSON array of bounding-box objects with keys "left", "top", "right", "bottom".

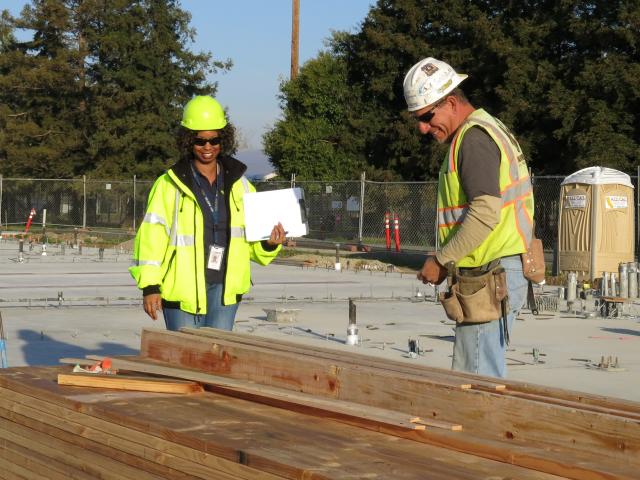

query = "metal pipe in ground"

[
  {"left": 602, "top": 272, "right": 609, "bottom": 297},
  {"left": 346, "top": 298, "right": 359, "bottom": 346},
  {"left": 619, "top": 263, "right": 628, "bottom": 298},
  {"left": 610, "top": 273, "right": 617, "bottom": 298},
  {"left": 628, "top": 262, "right": 638, "bottom": 299}
]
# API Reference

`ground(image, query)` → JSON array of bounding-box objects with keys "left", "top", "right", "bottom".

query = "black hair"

[{"left": 176, "top": 122, "right": 238, "bottom": 162}]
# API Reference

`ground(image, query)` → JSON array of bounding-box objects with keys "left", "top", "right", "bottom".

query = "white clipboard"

[{"left": 243, "top": 187, "right": 308, "bottom": 241}]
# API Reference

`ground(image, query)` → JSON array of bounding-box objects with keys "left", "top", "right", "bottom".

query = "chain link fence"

[
  {"left": 0, "top": 176, "right": 153, "bottom": 245},
  {"left": 1, "top": 172, "right": 638, "bottom": 257}
]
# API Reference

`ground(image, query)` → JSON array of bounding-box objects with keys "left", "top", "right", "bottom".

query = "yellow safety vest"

[
  {"left": 129, "top": 166, "right": 280, "bottom": 313},
  {"left": 437, "top": 109, "right": 534, "bottom": 267}
]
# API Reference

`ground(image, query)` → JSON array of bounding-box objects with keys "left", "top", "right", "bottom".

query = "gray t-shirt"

[{"left": 457, "top": 126, "right": 501, "bottom": 200}]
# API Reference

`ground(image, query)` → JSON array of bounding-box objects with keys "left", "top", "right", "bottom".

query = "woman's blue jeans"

[
  {"left": 162, "top": 283, "right": 239, "bottom": 332},
  {"left": 451, "top": 255, "right": 528, "bottom": 378}
]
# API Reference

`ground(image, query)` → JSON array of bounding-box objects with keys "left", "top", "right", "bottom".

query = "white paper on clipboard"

[{"left": 243, "top": 187, "right": 308, "bottom": 241}]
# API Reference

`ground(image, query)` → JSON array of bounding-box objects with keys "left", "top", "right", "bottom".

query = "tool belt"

[
  {"left": 439, "top": 260, "right": 509, "bottom": 325},
  {"left": 521, "top": 237, "right": 545, "bottom": 284}
]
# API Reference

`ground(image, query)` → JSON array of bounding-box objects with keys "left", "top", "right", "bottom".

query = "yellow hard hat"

[{"left": 181, "top": 96, "right": 227, "bottom": 130}]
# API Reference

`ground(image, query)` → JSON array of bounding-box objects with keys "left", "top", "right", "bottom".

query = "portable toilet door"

[{"left": 557, "top": 166, "right": 635, "bottom": 280}]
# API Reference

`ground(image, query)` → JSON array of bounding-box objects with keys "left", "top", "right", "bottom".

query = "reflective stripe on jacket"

[
  {"left": 129, "top": 159, "right": 280, "bottom": 313},
  {"left": 437, "top": 109, "right": 534, "bottom": 268}
]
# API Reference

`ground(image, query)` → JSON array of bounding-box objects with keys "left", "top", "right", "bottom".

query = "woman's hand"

[
  {"left": 143, "top": 293, "right": 162, "bottom": 320},
  {"left": 266, "top": 222, "right": 287, "bottom": 246}
]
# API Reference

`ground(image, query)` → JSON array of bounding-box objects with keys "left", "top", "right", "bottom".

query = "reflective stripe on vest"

[
  {"left": 170, "top": 189, "right": 180, "bottom": 247},
  {"left": 132, "top": 259, "right": 161, "bottom": 267},
  {"left": 437, "top": 179, "right": 532, "bottom": 225},
  {"left": 230, "top": 226, "right": 245, "bottom": 238},
  {"left": 240, "top": 175, "right": 250, "bottom": 192},
  {"left": 142, "top": 212, "right": 170, "bottom": 237},
  {"left": 226, "top": 177, "right": 249, "bottom": 240},
  {"left": 474, "top": 115, "right": 534, "bottom": 246},
  {"left": 174, "top": 235, "right": 194, "bottom": 246},
  {"left": 437, "top": 109, "right": 534, "bottom": 266}
]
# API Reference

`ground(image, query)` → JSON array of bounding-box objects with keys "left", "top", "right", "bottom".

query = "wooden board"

[
  {"left": 0, "top": 367, "right": 565, "bottom": 480},
  {"left": 132, "top": 328, "right": 640, "bottom": 479},
  {"left": 183, "top": 327, "right": 501, "bottom": 389},
  {"left": 0, "top": 369, "right": 287, "bottom": 480},
  {"left": 3, "top": 325, "right": 640, "bottom": 479},
  {"left": 60, "top": 357, "right": 460, "bottom": 432},
  {"left": 184, "top": 327, "right": 640, "bottom": 416},
  {"left": 57, "top": 373, "right": 204, "bottom": 394},
  {"left": 69, "top": 354, "right": 636, "bottom": 480}
]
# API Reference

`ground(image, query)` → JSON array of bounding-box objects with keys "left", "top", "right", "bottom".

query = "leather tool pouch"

[
  {"left": 439, "top": 263, "right": 509, "bottom": 324},
  {"left": 521, "top": 237, "right": 545, "bottom": 284}
]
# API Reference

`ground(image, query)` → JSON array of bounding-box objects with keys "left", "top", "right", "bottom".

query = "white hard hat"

[{"left": 403, "top": 57, "right": 468, "bottom": 111}]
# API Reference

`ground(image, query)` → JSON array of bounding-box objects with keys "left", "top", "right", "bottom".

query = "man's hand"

[
  {"left": 143, "top": 293, "right": 162, "bottom": 320},
  {"left": 417, "top": 256, "right": 448, "bottom": 285}
]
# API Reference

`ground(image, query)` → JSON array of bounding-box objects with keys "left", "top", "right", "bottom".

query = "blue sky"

[{"left": 1, "top": 0, "right": 376, "bottom": 152}]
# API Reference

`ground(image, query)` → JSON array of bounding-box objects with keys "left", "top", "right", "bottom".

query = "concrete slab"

[{"left": 1, "top": 239, "right": 639, "bottom": 403}]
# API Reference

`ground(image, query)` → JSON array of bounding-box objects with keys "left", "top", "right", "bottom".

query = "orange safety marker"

[
  {"left": 393, "top": 212, "right": 401, "bottom": 252},
  {"left": 384, "top": 211, "right": 391, "bottom": 250},
  {"left": 24, "top": 208, "right": 36, "bottom": 233}
]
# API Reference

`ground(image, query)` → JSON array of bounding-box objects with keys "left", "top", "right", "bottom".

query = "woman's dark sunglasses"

[{"left": 193, "top": 136, "right": 221, "bottom": 146}]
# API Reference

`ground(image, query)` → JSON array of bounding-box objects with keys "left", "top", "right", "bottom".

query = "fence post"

[
  {"left": 358, "top": 172, "right": 365, "bottom": 245},
  {"left": 0, "top": 174, "right": 3, "bottom": 229},
  {"left": 290, "top": 173, "right": 296, "bottom": 188},
  {"left": 82, "top": 175, "right": 87, "bottom": 229},
  {"left": 133, "top": 174, "right": 137, "bottom": 232}
]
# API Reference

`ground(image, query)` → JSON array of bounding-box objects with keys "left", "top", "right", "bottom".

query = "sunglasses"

[
  {"left": 193, "top": 136, "right": 221, "bottom": 146},
  {"left": 415, "top": 99, "right": 447, "bottom": 124}
]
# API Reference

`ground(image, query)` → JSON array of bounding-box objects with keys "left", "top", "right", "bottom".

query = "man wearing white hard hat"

[{"left": 404, "top": 57, "right": 535, "bottom": 378}]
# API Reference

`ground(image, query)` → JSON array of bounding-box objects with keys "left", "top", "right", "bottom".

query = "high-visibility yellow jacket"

[
  {"left": 437, "top": 109, "right": 534, "bottom": 267},
  {"left": 129, "top": 156, "right": 280, "bottom": 313}
]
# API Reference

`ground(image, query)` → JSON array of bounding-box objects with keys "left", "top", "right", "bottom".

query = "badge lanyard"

[
  {"left": 191, "top": 163, "right": 225, "bottom": 271},
  {"left": 190, "top": 163, "right": 222, "bottom": 244}
]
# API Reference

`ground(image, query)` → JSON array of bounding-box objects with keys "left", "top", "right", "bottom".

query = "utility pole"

[{"left": 290, "top": 0, "right": 299, "bottom": 79}]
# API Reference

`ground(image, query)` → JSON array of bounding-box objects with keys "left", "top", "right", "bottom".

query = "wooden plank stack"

[{"left": 0, "top": 326, "right": 638, "bottom": 479}]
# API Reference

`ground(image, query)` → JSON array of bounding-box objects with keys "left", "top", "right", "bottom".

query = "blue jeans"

[
  {"left": 451, "top": 255, "right": 528, "bottom": 378},
  {"left": 163, "top": 283, "right": 239, "bottom": 332}
]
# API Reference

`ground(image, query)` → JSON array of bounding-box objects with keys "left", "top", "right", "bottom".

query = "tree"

[
  {"left": 0, "top": 1, "right": 86, "bottom": 177},
  {"left": 263, "top": 48, "right": 370, "bottom": 180},
  {"left": 268, "top": 0, "right": 640, "bottom": 179},
  {"left": 338, "top": 0, "right": 568, "bottom": 177},
  {"left": 545, "top": 0, "right": 640, "bottom": 172},
  {"left": 0, "top": 0, "right": 230, "bottom": 179},
  {"left": 82, "top": 0, "right": 231, "bottom": 178}
]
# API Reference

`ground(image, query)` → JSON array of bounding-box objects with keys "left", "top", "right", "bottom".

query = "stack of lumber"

[{"left": 0, "top": 327, "right": 638, "bottom": 479}]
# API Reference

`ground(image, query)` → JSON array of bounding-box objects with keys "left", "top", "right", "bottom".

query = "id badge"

[{"left": 207, "top": 244, "right": 225, "bottom": 271}]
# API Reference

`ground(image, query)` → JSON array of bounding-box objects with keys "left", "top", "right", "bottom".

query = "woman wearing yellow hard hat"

[{"left": 129, "top": 95, "right": 285, "bottom": 331}]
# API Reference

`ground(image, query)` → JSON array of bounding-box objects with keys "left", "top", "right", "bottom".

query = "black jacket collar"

[{"left": 170, "top": 155, "right": 247, "bottom": 194}]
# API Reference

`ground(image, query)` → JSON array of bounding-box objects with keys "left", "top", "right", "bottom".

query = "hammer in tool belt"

[{"left": 445, "top": 261, "right": 457, "bottom": 298}]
